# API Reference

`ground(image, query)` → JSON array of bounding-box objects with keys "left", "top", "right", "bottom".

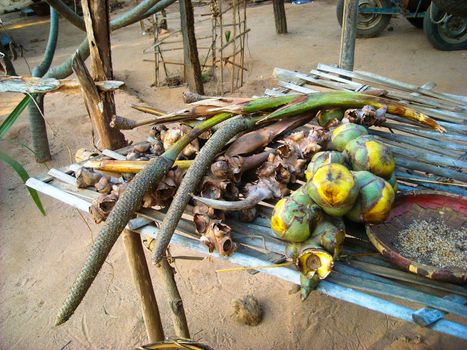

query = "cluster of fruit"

[{"left": 271, "top": 123, "right": 397, "bottom": 298}]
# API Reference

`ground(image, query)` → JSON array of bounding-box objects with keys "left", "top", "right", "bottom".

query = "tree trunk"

[
  {"left": 273, "top": 0, "right": 288, "bottom": 34},
  {"left": 179, "top": 0, "right": 205, "bottom": 94},
  {"left": 81, "top": 0, "right": 127, "bottom": 150}
]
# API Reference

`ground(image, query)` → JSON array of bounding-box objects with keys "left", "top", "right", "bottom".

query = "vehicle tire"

[
  {"left": 407, "top": 17, "right": 424, "bottom": 29},
  {"left": 423, "top": 3, "right": 467, "bottom": 51},
  {"left": 336, "top": 0, "right": 392, "bottom": 38},
  {"left": 431, "top": 0, "right": 467, "bottom": 17}
]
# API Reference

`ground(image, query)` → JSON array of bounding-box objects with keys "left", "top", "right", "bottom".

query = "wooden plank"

[
  {"left": 349, "top": 257, "right": 467, "bottom": 300},
  {"left": 48, "top": 168, "right": 77, "bottom": 186},
  {"left": 413, "top": 295, "right": 466, "bottom": 327},
  {"left": 329, "top": 272, "right": 467, "bottom": 318},
  {"left": 26, "top": 178, "right": 91, "bottom": 212}
]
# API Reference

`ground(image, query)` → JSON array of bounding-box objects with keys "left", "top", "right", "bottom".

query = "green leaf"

[
  {"left": 0, "top": 95, "right": 31, "bottom": 140},
  {"left": 225, "top": 30, "right": 231, "bottom": 43},
  {"left": 0, "top": 150, "right": 46, "bottom": 215}
]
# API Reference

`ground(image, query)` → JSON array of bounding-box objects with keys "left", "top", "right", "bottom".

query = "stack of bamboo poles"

[
  {"left": 267, "top": 64, "right": 467, "bottom": 196},
  {"left": 142, "top": 0, "right": 248, "bottom": 93}
]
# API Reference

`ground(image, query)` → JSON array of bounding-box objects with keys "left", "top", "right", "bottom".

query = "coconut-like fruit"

[
  {"left": 317, "top": 108, "right": 344, "bottom": 128},
  {"left": 330, "top": 123, "right": 368, "bottom": 152},
  {"left": 307, "top": 163, "right": 359, "bottom": 217},
  {"left": 271, "top": 186, "right": 321, "bottom": 243},
  {"left": 346, "top": 171, "right": 395, "bottom": 224},
  {"left": 305, "top": 151, "right": 347, "bottom": 181},
  {"left": 344, "top": 135, "right": 395, "bottom": 179}
]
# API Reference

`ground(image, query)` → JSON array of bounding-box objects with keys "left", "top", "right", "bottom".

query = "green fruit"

[
  {"left": 300, "top": 273, "right": 320, "bottom": 301},
  {"left": 344, "top": 135, "right": 395, "bottom": 179},
  {"left": 271, "top": 186, "right": 321, "bottom": 243},
  {"left": 317, "top": 108, "right": 343, "bottom": 128},
  {"left": 305, "top": 151, "right": 347, "bottom": 181},
  {"left": 346, "top": 171, "right": 395, "bottom": 223},
  {"left": 330, "top": 123, "right": 368, "bottom": 152},
  {"left": 307, "top": 163, "right": 359, "bottom": 217},
  {"left": 312, "top": 215, "right": 346, "bottom": 258}
]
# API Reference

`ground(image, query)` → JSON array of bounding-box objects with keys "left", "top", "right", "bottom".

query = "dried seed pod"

[
  {"left": 271, "top": 186, "right": 322, "bottom": 243},
  {"left": 307, "top": 163, "right": 359, "bottom": 217},
  {"left": 305, "top": 151, "right": 347, "bottom": 181},
  {"left": 142, "top": 192, "right": 157, "bottom": 208},
  {"left": 133, "top": 142, "right": 151, "bottom": 153},
  {"left": 75, "top": 167, "right": 102, "bottom": 188},
  {"left": 75, "top": 148, "right": 99, "bottom": 163},
  {"left": 111, "top": 182, "right": 128, "bottom": 197},
  {"left": 150, "top": 139, "right": 165, "bottom": 156},
  {"left": 211, "top": 159, "right": 233, "bottom": 179},
  {"left": 344, "top": 135, "right": 395, "bottom": 179},
  {"left": 201, "top": 220, "right": 236, "bottom": 256},
  {"left": 148, "top": 124, "right": 167, "bottom": 138},
  {"left": 343, "top": 105, "right": 387, "bottom": 127},
  {"left": 329, "top": 123, "right": 368, "bottom": 152},
  {"left": 89, "top": 193, "right": 118, "bottom": 223},
  {"left": 126, "top": 152, "right": 140, "bottom": 161},
  {"left": 94, "top": 176, "right": 112, "bottom": 194},
  {"left": 238, "top": 206, "right": 258, "bottom": 223},
  {"left": 346, "top": 171, "right": 395, "bottom": 224},
  {"left": 154, "top": 167, "right": 186, "bottom": 207},
  {"left": 161, "top": 128, "right": 182, "bottom": 150},
  {"left": 231, "top": 295, "right": 263, "bottom": 326}
]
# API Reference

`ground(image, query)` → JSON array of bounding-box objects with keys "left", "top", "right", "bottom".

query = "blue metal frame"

[{"left": 358, "top": 0, "right": 427, "bottom": 18}]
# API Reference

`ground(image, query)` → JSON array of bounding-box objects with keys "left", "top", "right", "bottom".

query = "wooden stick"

[
  {"left": 179, "top": 0, "right": 205, "bottom": 94},
  {"left": 155, "top": 256, "right": 191, "bottom": 338},
  {"left": 80, "top": 0, "right": 127, "bottom": 150},
  {"left": 123, "top": 229, "right": 164, "bottom": 342},
  {"left": 339, "top": 0, "right": 358, "bottom": 71},
  {"left": 272, "top": 0, "right": 287, "bottom": 34}
]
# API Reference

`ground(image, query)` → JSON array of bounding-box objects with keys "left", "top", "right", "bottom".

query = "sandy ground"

[{"left": 1, "top": 1, "right": 467, "bottom": 349}]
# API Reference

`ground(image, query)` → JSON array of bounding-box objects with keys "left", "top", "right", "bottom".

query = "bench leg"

[
  {"left": 123, "top": 229, "right": 165, "bottom": 342},
  {"left": 156, "top": 255, "right": 191, "bottom": 339}
]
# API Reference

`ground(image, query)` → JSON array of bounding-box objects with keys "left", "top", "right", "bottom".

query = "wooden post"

[
  {"left": 179, "top": 0, "right": 205, "bottom": 94},
  {"left": 123, "top": 229, "right": 165, "bottom": 342},
  {"left": 338, "top": 0, "right": 358, "bottom": 71},
  {"left": 155, "top": 256, "right": 191, "bottom": 338},
  {"left": 273, "top": 0, "right": 287, "bottom": 34},
  {"left": 81, "top": 0, "right": 126, "bottom": 150}
]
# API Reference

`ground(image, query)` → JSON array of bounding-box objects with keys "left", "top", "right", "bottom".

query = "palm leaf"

[
  {"left": 0, "top": 95, "right": 31, "bottom": 140},
  {"left": 0, "top": 150, "right": 46, "bottom": 215},
  {"left": 0, "top": 94, "right": 46, "bottom": 215}
]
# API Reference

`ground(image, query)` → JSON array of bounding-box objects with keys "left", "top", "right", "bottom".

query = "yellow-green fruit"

[
  {"left": 271, "top": 186, "right": 321, "bottom": 243},
  {"left": 297, "top": 247, "right": 334, "bottom": 279},
  {"left": 305, "top": 151, "right": 347, "bottom": 181},
  {"left": 312, "top": 215, "right": 346, "bottom": 258},
  {"left": 344, "top": 135, "right": 395, "bottom": 179},
  {"left": 307, "top": 163, "right": 359, "bottom": 217},
  {"left": 346, "top": 171, "right": 395, "bottom": 223},
  {"left": 330, "top": 123, "right": 368, "bottom": 152},
  {"left": 388, "top": 172, "right": 398, "bottom": 192},
  {"left": 317, "top": 108, "right": 343, "bottom": 128}
]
